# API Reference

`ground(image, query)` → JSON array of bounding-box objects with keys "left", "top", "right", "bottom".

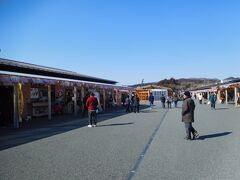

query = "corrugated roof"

[{"left": 0, "top": 58, "right": 117, "bottom": 84}]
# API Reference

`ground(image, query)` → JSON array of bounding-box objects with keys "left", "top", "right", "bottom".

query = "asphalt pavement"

[{"left": 0, "top": 101, "right": 240, "bottom": 180}]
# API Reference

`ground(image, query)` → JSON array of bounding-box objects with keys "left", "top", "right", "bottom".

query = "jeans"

[{"left": 184, "top": 122, "right": 197, "bottom": 138}]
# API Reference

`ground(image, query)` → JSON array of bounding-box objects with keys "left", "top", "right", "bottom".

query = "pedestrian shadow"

[
  {"left": 197, "top": 132, "right": 232, "bottom": 140},
  {"left": 214, "top": 108, "right": 229, "bottom": 110},
  {"left": 97, "top": 122, "right": 134, "bottom": 127},
  {"left": 140, "top": 110, "right": 158, "bottom": 113},
  {"left": 0, "top": 108, "right": 141, "bottom": 151}
]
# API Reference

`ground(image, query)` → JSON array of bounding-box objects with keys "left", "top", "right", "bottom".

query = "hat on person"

[{"left": 184, "top": 91, "right": 191, "bottom": 97}]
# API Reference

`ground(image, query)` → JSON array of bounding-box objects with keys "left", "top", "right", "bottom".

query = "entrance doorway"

[{"left": 0, "top": 86, "right": 14, "bottom": 127}]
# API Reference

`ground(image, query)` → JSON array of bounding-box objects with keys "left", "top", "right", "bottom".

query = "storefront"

[
  {"left": 190, "top": 79, "right": 240, "bottom": 107},
  {"left": 0, "top": 58, "right": 134, "bottom": 128},
  {"left": 136, "top": 85, "right": 172, "bottom": 101},
  {"left": 0, "top": 85, "right": 14, "bottom": 127}
]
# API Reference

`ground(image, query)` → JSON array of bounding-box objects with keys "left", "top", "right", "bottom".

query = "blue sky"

[{"left": 0, "top": 0, "right": 240, "bottom": 85}]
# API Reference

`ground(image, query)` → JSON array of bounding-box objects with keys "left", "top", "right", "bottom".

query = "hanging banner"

[
  {"left": 30, "top": 78, "right": 45, "bottom": 84},
  {"left": 10, "top": 76, "right": 20, "bottom": 83}
]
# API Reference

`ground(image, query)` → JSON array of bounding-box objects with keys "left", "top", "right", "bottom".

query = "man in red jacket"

[{"left": 86, "top": 92, "right": 99, "bottom": 127}]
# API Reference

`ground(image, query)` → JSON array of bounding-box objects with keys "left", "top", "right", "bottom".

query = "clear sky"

[{"left": 0, "top": 0, "right": 240, "bottom": 85}]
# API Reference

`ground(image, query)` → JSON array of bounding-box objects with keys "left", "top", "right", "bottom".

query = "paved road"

[{"left": 0, "top": 102, "right": 240, "bottom": 180}]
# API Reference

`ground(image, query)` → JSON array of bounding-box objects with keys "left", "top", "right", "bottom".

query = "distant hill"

[
  {"left": 132, "top": 78, "right": 220, "bottom": 91},
  {"left": 159, "top": 78, "right": 220, "bottom": 91},
  {"left": 222, "top": 77, "right": 240, "bottom": 83}
]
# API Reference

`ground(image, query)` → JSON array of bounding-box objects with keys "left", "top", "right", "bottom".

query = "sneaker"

[
  {"left": 92, "top": 124, "right": 97, "bottom": 127},
  {"left": 193, "top": 132, "right": 199, "bottom": 139},
  {"left": 88, "top": 125, "right": 92, "bottom": 128}
]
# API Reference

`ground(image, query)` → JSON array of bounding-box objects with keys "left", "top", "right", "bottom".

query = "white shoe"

[
  {"left": 88, "top": 125, "right": 92, "bottom": 128},
  {"left": 92, "top": 125, "right": 97, "bottom": 127}
]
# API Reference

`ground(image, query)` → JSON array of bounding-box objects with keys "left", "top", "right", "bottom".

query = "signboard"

[{"left": 31, "top": 88, "right": 39, "bottom": 99}]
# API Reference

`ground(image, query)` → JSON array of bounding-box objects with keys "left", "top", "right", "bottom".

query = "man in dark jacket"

[
  {"left": 182, "top": 91, "right": 199, "bottom": 140},
  {"left": 148, "top": 93, "right": 154, "bottom": 109},
  {"left": 161, "top": 95, "right": 166, "bottom": 108},
  {"left": 86, "top": 92, "right": 98, "bottom": 127}
]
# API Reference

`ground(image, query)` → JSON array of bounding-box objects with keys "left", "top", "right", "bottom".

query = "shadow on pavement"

[
  {"left": 214, "top": 108, "right": 229, "bottom": 110},
  {"left": 140, "top": 109, "right": 159, "bottom": 113},
  {"left": 197, "top": 132, "right": 232, "bottom": 140},
  {"left": 0, "top": 105, "right": 149, "bottom": 151},
  {"left": 97, "top": 122, "right": 134, "bottom": 127}
]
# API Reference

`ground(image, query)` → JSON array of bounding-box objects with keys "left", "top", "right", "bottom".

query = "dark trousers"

[
  {"left": 174, "top": 101, "right": 178, "bottom": 108},
  {"left": 134, "top": 105, "right": 139, "bottom": 113},
  {"left": 130, "top": 104, "right": 134, "bottom": 112},
  {"left": 184, "top": 122, "right": 197, "bottom": 138},
  {"left": 88, "top": 110, "right": 97, "bottom": 125},
  {"left": 150, "top": 102, "right": 154, "bottom": 108},
  {"left": 162, "top": 102, "right": 165, "bottom": 108},
  {"left": 126, "top": 104, "right": 130, "bottom": 112},
  {"left": 211, "top": 102, "right": 216, "bottom": 109},
  {"left": 167, "top": 102, "right": 171, "bottom": 108}
]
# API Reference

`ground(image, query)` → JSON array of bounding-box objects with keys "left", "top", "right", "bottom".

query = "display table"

[{"left": 32, "top": 102, "right": 48, "bottom": 117}]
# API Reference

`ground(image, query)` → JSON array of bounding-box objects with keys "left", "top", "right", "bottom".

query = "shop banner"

[{"left": 0, "top": 74, "right": 13, "bottom": 85}]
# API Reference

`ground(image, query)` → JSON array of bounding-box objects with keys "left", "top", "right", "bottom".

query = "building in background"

[
  {"left": 0, "top": 58, "right": 134, "bottom": 128},
  {"left": 135, "top": 85, "right": 172, "bottom": 101}
]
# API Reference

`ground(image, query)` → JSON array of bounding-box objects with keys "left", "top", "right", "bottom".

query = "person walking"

[
  {"left": 182, "top": 91, "right": 199, "bottom": 140},
  {"left": 173, "top": 94, "right": 178, "bottom": 108},
  {"left": 194, "top": 94, "right": 197, "bottom": 100},
  {"left": 209, "top": 92, "right": 217, "bottom": 109},
  {"left": 166, "top": 96, "right": 172, "bottom": 108},
  {"left": 237, "top": 93, "right": 240, "bottom": 107},
  {"left": 133, "top": 94, "right": 140, "bottom": 113},
  {"left": 148, "top": 93, "right": 154, "bottom": 109},
  {"left": 198, "top": 93, "right": 203, "bottom": 104},
  {"left": 161, "top": 95, "right": 166, "bottom": 108},
  {"left": 130, "top": 94, "right": 135, "bottom": 112},
  {"left": 125, "top": 95, "right": 131, "bottom": 113},
  {"left": 86, "top": 92, "right": 98, "bottom": 127}
]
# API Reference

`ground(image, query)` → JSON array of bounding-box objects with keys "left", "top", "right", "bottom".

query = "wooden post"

[
  {"left": 74, "top": 86, "right": 77, "bottom": 116},
  {"left": 225, "top": 89, "right": 228, "bottom": 104},
  {"left": 81, "top": 86, "right": 85, "bottom": 102},
  {"left": 112, "top": 89, "right": 115, "bottom": 106},
  {"left": 234, "top": 87, "right": 237, "bottom": 107},
  {"left": 120, "top": 90, "right": 122, "bottom": 106},
  {"left": 48, "top": 85, "right": 51, "bottom": 120},
  {"left": 81, "top": 86, "right": 85, "bottom": 113},
  {"left": 13, "top": 84, "right": 19, "bottom": 128},
  {"left": 103, "top": 89, "right": 106, "bottom": 110},
  {"left": 115, "top": 89, "right": 119, "bottom": 106},
  {"left": 148, "top": 90, "right": 150, "bottom": 100},
  {"left": 216, "top": 90, "right": 221, "bottom": 103}
]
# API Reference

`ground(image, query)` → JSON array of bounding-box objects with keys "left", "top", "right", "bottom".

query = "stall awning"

[{"left": 0, "top": 74, "right": 58, "bottom": 85}]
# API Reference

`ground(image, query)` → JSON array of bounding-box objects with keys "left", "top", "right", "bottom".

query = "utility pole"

[{"left": 141, "top": 79, "right": 144, "bottom": 87}]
